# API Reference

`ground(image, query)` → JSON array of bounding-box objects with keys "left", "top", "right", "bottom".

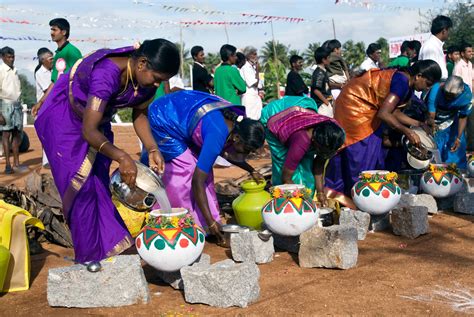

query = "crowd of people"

[{"left": 0, "top": 14, "right": 472, "bottom": 264}]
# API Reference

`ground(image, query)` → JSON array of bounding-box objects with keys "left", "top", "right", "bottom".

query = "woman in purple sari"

[{"left": 34, "top": 39, "right": 180, "bottom": 263}]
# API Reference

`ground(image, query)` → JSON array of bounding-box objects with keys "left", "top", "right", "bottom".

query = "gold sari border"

[
  {"left": 325, "top": 187, "right": 356, "bottom": 209},
  {"left": 106, "top": 235, "right": 133, "bottom": 258}
]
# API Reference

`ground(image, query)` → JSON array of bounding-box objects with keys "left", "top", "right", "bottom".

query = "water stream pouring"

[{"left": 110, "top": 161, "right": 172, "bottom": 213}]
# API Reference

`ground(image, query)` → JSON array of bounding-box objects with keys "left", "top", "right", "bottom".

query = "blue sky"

[{"left": 1, "top": 0, "right": 454, "bottom": 81}]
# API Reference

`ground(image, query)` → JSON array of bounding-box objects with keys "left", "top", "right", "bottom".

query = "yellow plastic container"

[
  {"left": 232, "top": 180, "right": 271, "bottom": 230},
  {"left": 113, "top": 198, "right": 147, "bottom": 238}
]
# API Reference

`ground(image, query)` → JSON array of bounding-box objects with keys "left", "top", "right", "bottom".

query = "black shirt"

[
  {"left": 285, "top": 70, "right": 308, "bottom": 96},
  {"left": 310, "top": 66, "right": 331, "bottom": 105},
  {"left": 192, "top": 62, "right": 213, "bottom": 93}
]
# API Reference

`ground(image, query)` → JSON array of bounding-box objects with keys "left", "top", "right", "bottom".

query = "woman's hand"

[
  {"left": 118, "top": 154, "right": 137, "bottom": 188},
  {"left": 208, "top": 221, "right": 226, "bottom": 247},
  {"left": 419, "top": 122, "right": 432, "bottom": 135},
  {"left": 250, "top": 171, "right": 265, "bottom": 184},
  {"left": 450, "top": 138, "right": 461, "bottom": 152},
  {"left": 149, "top": 150, "right": 165, "bottom": 174},
  {"left": 316, "top": 192, "right": 328, "bottom": 207},
  {"left": 405, "top": 130, "right": 421, "bottom": 147},
  {"left": 31, "top": 102, "right": 42, "bottom": 117}
]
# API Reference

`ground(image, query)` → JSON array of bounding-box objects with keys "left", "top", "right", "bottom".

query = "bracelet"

[
  {"left": 98, "top": 140, "right": 110, "bottom": 153},
  {"left": 148, "top": 148, "right": 159, "bottom": 154},
  {"left": 209, "top": 221, "right": 218, "bottom": 229}
]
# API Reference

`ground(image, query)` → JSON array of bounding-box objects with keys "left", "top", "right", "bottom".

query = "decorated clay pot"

[
  {"left": 420, "top": 163, "right": 463, "bottom": 198},
  {"left": 232, "top": 180, "right": 271, "bottom": 230},
  {"left": 468, "top": 156, "right": 474, "bottom": 177},
  {"left": 351, "top": 170, "right": 401, "bottom": 215},
  {"left": 261, "top": 184, "right": 318, "bottom": 236},
  {"left": 135, "top": 208, "right": 205, "bottom": 272}
]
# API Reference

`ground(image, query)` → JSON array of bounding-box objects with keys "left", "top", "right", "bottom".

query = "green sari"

[{"left": 260, "top": 96, "right": 319, "bottom": 192}]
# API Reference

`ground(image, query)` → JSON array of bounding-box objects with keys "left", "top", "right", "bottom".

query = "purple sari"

[{"left": 35, "top": 47, "right": 156, "bottom": 263}]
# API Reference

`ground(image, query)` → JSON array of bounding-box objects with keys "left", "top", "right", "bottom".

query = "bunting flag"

[{"left": 0, "top": 35, "right": 131, "bottom": 43}]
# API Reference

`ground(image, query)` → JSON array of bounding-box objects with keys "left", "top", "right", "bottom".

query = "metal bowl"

[
  {"left": 110, "top": 161, "right": 163, "bottom": 212},
  {"left": 220, "top": 224, "right": 250, "bottom": 248},
  {"left": 319, "top": 207, "right": 334, "bottom": 227}
]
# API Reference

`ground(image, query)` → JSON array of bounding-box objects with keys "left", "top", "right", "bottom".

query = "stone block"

[
  {"left": 369, "top": 213, "right": 391, "bottom": 231},
  {"left": 47, "top": 255, "right": 150, "bottom": 308},
  {"left": 181, "top": 259, "right": 260, "bottom": 308},
  {"left": 454, "top": 193, "right": 474, "bottom": 215},
  {"left": 391, "top": 206, "right": 429, "bottom": 239},
  {"left": 262, "top": 223, "right": 300, "bottom": 253},
  {"left": 298, "top": 225, "right": 358, "bottom": 269},
  {"left": 435, "top": 195, "right": 455, "bottom": 211},
  {"left": 461, "top": 177, "right": 474, "bottom": 193},
  {"left": 397, "top": 193, "right": 438, "bottom": 214},
  {"left": 230, "top": 231, "right": 274, "bottom": 264},
  {"left": 338, "top": 209, "right": 371, "bottom": 240},
  {"left": 155, "top": 254, "right": 210, "bottom": 290}
]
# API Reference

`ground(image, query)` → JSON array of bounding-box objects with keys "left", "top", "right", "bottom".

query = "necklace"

[{"left": 127, "top": 58, "right": 139, "bottom": 97}]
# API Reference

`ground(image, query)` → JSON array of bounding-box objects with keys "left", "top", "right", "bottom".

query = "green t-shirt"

[
  {"left": 388, "top": 55, "right": 410, "bottom": 68},
  {"left": 214, "top": 64, "right": 246, "bottom": 105},
  {"left": 154, "top": 83, "right": 166, "bottom": 100},
  {"left": 51, "top": 41, "right": 82, "bottom": 82},
  {"left": 446, "top": 60, "right": 454, "bottom": 76}
]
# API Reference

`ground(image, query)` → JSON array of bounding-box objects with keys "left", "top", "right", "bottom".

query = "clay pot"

[
  {"left": 261, "top": 184, "right": 318, "bottom": 236},
  {"left": 420, "top": 163, "right": 463, "bottom": 198},
  {"left": 232, "top": 180, "right": 271, "bottom": 230},
  {"left": 351, "top": 170, "right": 401, "bottom": 215},
  {"left": 468, "top": 156, "right": 474, "bottom": 177},
  {"left": 135, "top": 208, "right": 205, "bottom": 272}
]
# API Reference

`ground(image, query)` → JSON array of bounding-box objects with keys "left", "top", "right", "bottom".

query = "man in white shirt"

[
  {"left": 360, "top": 43, "right": 382, "bottom": 71},
  {"left": 34, "top": 47, "right": 53, "bottom": 168},
  {"left": 453, "top": 42, "right": 473, "bottom": 92},
  {"left": 0, "top": 47, "right": 23, "bottom": 174},
  {"left": 239, "top": 46, "right": 263, "bottom": 120},
  {"left": 419, "top": 15, "right": 453, "bottom": 79}
]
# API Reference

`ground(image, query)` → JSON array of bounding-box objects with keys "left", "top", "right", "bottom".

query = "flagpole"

[
  {"left": 224, "top": 23, "right": 229, "bottom": 43},
  {"left": 270, "top": 20, "right": 280, "bottom": 99},
  {"left": 179, "top": 23, "right": 184, "bottom": 79},
  {"left": 332, "top": 18, "right": 336, "bottom": 38}
]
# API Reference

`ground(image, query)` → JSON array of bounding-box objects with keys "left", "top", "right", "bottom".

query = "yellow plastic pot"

[
  {"left": 0, "top": 245, "right": 10, "bottom": 290},
  {"left": 232, "top": 180, "right": 271, "bottom": 230}
]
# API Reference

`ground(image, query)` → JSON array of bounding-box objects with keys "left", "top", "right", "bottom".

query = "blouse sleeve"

[
  {"left": 283, "top": 130, "right": 312, "bottom": 170},
  {"left": 426, "top": 82, "right": 441, "bottom": 113},
  {"left": 196, "top": 111, "right": 229, "bottom": 174},
  {"left": 86, "top": 58, "right": 121, "bottom": 113},
  {"left": 389, "top": 71, "right": 410, "bottom": 101}
]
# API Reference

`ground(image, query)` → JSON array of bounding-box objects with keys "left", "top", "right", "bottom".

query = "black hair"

[
  {"left": 289, "top": 54, "right": 303, "bottom": 65},
  {"left": 236, "top": 52, "right": 246, "bottom": 68},
  {"left": 409, "top": 40, "right": 422, "bottom": 61},
  {"left": 222, "top": 109, "right": 265, "bottom": 152},
  {"left": 400, "top": 41, "right": 411, "bottom": 54},
  {"left": 314, "top": 46, "right": 331, "bottom": 64},
  {"left": 459, "top": 42, "right": 472, "bottom": 53},
  {"left": 366, "top": 43, "right": 381, "bottom": 56},
  {"left": 324, "top": 39, "right": 341, "bottom": 52},
  {"left": 35, "top": 47, "right": 53, "bottom": 75},
  {"left": 220, "top": 44, "right": 237, "bottom": 62},
  {"left": 49, "top": 18, "right": 70, "bottom": 39},
  {"left": 312, "top": 121, "right": 345, "bottom": 158},
  {"left": 191, "top": 45, "right": 204, "bottom": 59},
  {"left": 1, "top": 46, "right": 14, "bottom": 56},
  {"left": 447, "top": 45, "right": 459, "bottom": 54},
  {"left": 407, "top": 60, "right": 442, "bottom": 83},
  {"left": 430, "top": 15, "right": 453, "bottom": 35},
  {"left": 132, "top": 39, "right": 180, "bottom": 75}
]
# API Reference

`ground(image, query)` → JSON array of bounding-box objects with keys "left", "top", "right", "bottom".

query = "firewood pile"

[{"left": 0, "top": 172, "right": 73, "bottom": 247}]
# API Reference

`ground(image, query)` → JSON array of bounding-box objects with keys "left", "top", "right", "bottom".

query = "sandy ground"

[{"left": 1, "top": 126, "right": 473, "bottom": 316}]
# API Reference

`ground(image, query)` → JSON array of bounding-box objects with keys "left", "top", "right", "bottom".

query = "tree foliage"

[
  {"left": 19, "top": 74, "right": 36, "bottom": 106},
  {"left": 342, "top": 40, "right": 366, "bottom": 69},
  {"left": 375, "top": 37, "right": 389, "bottom": 65},
  {"left": 302, "top": 42, "right": 320, "bottom": 67}
]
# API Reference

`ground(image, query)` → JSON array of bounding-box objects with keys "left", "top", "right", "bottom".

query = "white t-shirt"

[
  {"left": 360, "top": 57, "right": 379, "bottom": 71},
  {"left": 169, "top": 75, "right": 184, "bottom": 90},
  {"left": 35, "top": 65, "right": 52, "bottom": 102},
  {"left": 419, "top": 34, "right": 448, "bottom": 79},
  {"left": 0, "top": 62, "right": 21, "bottom": 101}
]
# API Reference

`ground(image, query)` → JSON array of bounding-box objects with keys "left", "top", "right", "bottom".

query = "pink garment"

[
  {"left": 284, "top": 130, "right": 311, "bottom": 170},
  {"left": 453, "top": 59, "right": 473, "bottom": 92}
]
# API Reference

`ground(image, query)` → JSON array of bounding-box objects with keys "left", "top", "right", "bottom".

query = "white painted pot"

[
  {"left": 261, "top": 184, "right": 318, "bottom": 236},
  {"left": 351, "top": 170, "right": 401, "bottom": 215},
  {"left": 135, "top": 208, "right": 205, "bottom": 272},
  {"left": 420, "top": 164, "right": 463, "bottom": 198},
  {"left": 468, "top": 157, "right": 474, "bottom": 177}
]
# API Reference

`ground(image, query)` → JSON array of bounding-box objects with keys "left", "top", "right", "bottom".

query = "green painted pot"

[
  {"left": 0, "top": 245, "right": 11, "bottom": 290},
  {"left": 232, "top": 180, "right": 271, "bottom": 230}
]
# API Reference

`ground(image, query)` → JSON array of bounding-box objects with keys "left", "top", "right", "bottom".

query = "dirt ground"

[{"left": 1, "top": 126, "right": 473, "bottom": 316}]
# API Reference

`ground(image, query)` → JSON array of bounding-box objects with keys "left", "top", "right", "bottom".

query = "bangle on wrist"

[
  {"left": 148, "top": 148, "right": 159, "bottom": 154},
  {"left": 209, "top": 221, "right": 218, "bottom": 229},
  {"left": 98, "top": 140, "right": 110, "bottom": 153}
]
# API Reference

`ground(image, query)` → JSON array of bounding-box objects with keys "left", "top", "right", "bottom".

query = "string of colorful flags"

[{"left": 0, "top": 35, "right": 131, "bottom": 43}]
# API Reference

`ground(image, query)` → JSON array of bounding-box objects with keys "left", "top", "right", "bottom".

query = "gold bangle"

[
  {"left": 209, "top": 221, "right": 218, "bottom": 229},
  {"left": 148, "top": 148, "right": 159, "bottom": 153},
  {"left": 98, "top": 140, "right": 110, "bottom": 153}
]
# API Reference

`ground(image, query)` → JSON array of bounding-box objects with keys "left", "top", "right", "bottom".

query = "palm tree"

[
  {"left": 302, "top": 42, "right": 321, "bottom": 67},
  {"left": 375, "top": 37, "right": 389, "bottom": 66},
  {"left": 342, "top": 40, "right": 366, "bottom": 70},
  {"left": 205, "top": 52, "right": 221, "bottom": 70},
  {"left": 261, "top": 40, "right": 289, "bottom": 67},
  {"left": 261, "top": 41, "right": 290, "bottom": 102}
]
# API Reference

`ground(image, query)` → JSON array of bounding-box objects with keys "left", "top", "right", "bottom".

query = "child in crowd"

[
  {"left": 311, "top": 46, "right": 333, "bottom": 117},
  {"left": 323, "top": 39, "right": 350, "bottom": 100}
]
